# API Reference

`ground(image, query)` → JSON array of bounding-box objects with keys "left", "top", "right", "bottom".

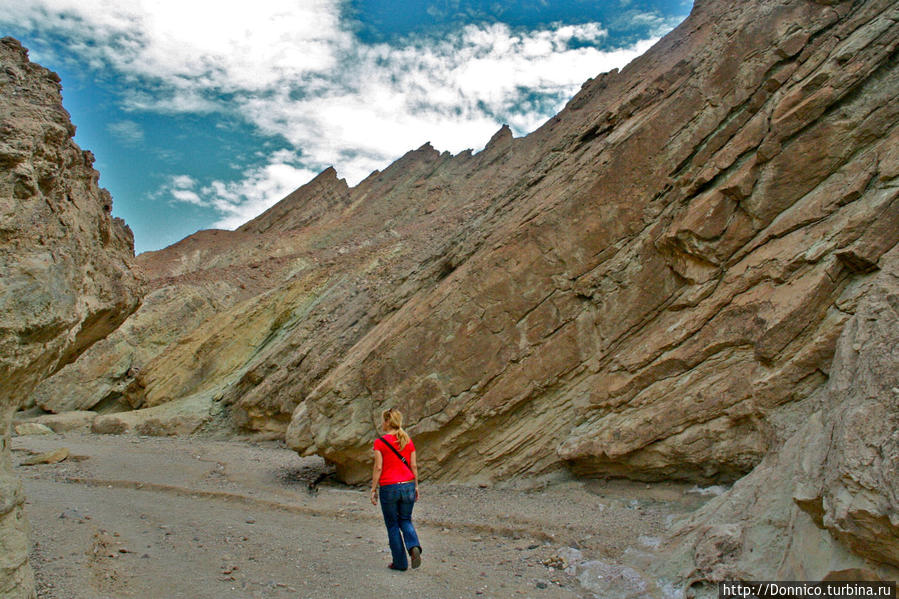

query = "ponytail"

[
  {"left": 395, "top": 428, "right": 410, "bottom": 450},
  {"left": 382, "top": 408, "right": 410, "bottom": 450}
]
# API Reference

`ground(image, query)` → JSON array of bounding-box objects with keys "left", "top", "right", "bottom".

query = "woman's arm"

[
  {"left": 410, "top": 450, "right": 419, "bottom": 500},
  {"left": 370, "top": 449, "right": 383, "bottom": 505}
]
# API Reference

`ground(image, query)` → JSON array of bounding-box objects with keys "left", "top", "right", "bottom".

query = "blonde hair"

[{"left": 382, "top": 408, "right": 410, "bottom": 450}]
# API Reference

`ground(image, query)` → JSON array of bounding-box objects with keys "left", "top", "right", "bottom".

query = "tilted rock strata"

[
  {"left": 29, "top": 168, "right": 352, "bottom": 415},
  {"left": 42, "top": 131, "right": 545, "bottom": 437},
  {"left": 287, "top": 0, "right": 899, "bottom": 484},
  {"left": 0, "top": 38, "right": 141, "bottom": 598},
  {"left": 48, "top": 0, "right": 899, "bottom": 497},
  {"left": 654, "top": 246, "right": 899, "bottom": 589},
  {"left": 32, "top": 280, "right": 246, "bottom": 413},
  {"left": 10, "top": 0, "right": 896, "bottom": 586}
]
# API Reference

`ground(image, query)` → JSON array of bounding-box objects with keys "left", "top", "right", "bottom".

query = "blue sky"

[{"left": 1, "top": 0, "right": 691, "bottom": 254}]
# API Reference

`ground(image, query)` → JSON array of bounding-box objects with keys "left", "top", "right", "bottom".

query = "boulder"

[
  {"left": 91, "top": 395, "right": 214, "bottom": 437},
  {"left": 22, "top": 411, "right": 97, "bottom": 434},
  {"left": 12, "top": 423, "right": 53, "bottom": 436},
  {"left": 19, "top": 448, "right": 69, "bottom": 466}
]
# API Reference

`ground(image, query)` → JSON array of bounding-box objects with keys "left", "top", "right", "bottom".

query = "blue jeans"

[{"left": 378, "top": 481, "right": 421, "bottom": 569}]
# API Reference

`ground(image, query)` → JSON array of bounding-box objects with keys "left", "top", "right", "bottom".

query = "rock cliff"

[
  {"left": 655, "top": 245, "right": 899, "bottom": 589},
  {"left": 20, "top": 0, "right": 898, "bottom": 583},
  {"left": 0, "top": 38, "right": 142, "bottom": 598},
  {"left": 290, "top": 0, "right": 899, "bottom": 487},
  {"left": 37, "top": 0, "right": 898, "bottom": 488}
]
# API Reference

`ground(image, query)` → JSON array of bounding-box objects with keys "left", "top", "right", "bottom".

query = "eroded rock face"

[
  {"left": 47, "top": 0, "right": 898, "bottom": 499},
  {"left": 655, "top": 246, "right": 899, "bottom": 591},
  {"left": 0, "top": 38, "right": 141, "bottom": 598},
  {"left": 38, "top": 137, "right": 551, "bottom": 438},
  {"left": 289, "top": 0, "right": 899, "bottom": 485}
]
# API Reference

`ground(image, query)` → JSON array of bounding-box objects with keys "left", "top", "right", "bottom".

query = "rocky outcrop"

[
  {"left": 91, "top": 395, "right": 215, "bottom": 437},
  {"left": 15, "top": 411, "right": 97, "bottom": 434},
  {"left": 33, "top": 137, "right": 538, "bottom": 436},
  {"left": 0, "top": 38, "right": 141, "bottom": 598},
  {"left": 654, "top": 246, "right": 899, "bottom": 592},
  {"left": 288, "top": 0, "right": 899, "bottom": 485},
  {"left": 41, "top": 0, "right": 899, "bottom": 505},
  {"left": 29, "top": 167, "right": 354, "bottom": 417}
]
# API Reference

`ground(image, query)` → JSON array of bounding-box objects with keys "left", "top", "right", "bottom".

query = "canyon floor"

[{"left": 12, "top": 433, "right": 719, "bottom": 599}]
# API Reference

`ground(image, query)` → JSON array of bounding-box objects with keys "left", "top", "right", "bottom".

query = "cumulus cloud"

[
  {"left": 2, "top": 0, "right": 344, "bottom": 91},
  {"left": 1, "top": 0, "right": 677, "bottom": 225}
]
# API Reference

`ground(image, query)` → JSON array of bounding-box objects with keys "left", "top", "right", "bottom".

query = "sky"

[{"left": 1, "top": 0, "right": 692, "bottom": 254}]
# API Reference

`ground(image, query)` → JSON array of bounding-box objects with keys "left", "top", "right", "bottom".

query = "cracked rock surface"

[{"left": 0, "top": 38, "right": 141, "bottom": 598}]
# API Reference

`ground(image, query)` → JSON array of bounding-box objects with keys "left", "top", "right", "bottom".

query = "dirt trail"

[{"left": 12, "top": 433, "right": 716, "bottom": 598}]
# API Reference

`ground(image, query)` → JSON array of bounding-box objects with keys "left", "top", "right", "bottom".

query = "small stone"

[
  {"left": 14, "top": 423, "right": 54, "bottom": 436},
  {"left": 21, "top": 447, "right": 69, "bottom": 465}
]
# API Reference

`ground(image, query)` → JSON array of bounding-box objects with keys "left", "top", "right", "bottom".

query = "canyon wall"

[
  {"left": 36, "top": 0, "right": 898, "bottom": 490},
  {"left": 289, "top": 0, "right": 898, "bottom": 486},
  {"left": 19, "top": 0, "right": 898, "bottom": 582},
  {"left": 0, "top": 38, "right": 142, "bottom": 598},
  {"left": 656, "top": 245, "right": 899, "bottom": 590}
]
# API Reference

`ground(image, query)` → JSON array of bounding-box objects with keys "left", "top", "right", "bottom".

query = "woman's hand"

[
  {"left": 415, "top": 485, "right": 419, "bottom": 501},
  {"left": 370, "top": 487, "right": 378, "bottom": 505}
]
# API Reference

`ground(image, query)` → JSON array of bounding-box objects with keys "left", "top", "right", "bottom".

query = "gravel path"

[{"left": 12, "top": 433, "right": 715, "bottom": 598}]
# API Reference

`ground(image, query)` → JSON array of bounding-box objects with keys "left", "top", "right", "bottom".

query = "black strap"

[{"left": 378, "top": 436, "right": 414, "bottom": 477}]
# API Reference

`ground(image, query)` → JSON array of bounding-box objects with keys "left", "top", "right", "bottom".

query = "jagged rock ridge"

[
  {"left": 0, "top": 38, "right": 142, "bottom": 599},
  {"left": 291, "top": 0, "right": 899, "bottom": 488}
]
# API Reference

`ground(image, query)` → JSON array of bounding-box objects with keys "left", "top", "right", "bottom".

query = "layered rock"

[
  {"left": 655, "top": 246, "right": 899, "bottom": 590},
  {"left": 33, "top": 133, "right": 543, "bottom": 438},
  {"left": 288, "top": 0, "right": 899, "bottom": 485},
  {"left": 29, "top": 167, "right": 352, "bottom": 415},
  {"left": 41, "top": 0, "right": 899, "bottom": 507},
  {"left": 0, "top": 38, "right": 141, "bottom": 598}
]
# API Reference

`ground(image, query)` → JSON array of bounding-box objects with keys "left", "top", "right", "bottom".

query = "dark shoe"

[
  {"left": 409, "top": 546, "right": 422, "bottom": 569},
  {"left": 388, "top": 563, "right": 406, "bottom": 571}
]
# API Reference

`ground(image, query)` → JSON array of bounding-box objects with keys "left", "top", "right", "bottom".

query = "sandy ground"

[{"left": 11, "top": 432, "right": 717, "bottom": 599}]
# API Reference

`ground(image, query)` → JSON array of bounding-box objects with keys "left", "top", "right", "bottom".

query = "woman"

[{"left": 370, "top": 408, "right": 422, "bottom": 571}]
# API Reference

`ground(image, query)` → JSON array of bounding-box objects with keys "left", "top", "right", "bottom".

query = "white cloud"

[
  {"left": 238, "top": 24, "right": 660, "bottom": 182},
  {"left": 171, "top": 175, "right": 196, "bottom": 189},
  {"left": 170, "top": 188, "right": 203, "bottom": 205},
  {"left": 2, "top": 0, "right": 344, "bottom": 91},
  {"left": 107, "top": 119, "right": 144, "bottom": 144},
  {"left": 1, "top": 1, "right": 678, "bottom": 227},
  {"left": 162, "top": 155, "right": 318, "bottom": 230}
]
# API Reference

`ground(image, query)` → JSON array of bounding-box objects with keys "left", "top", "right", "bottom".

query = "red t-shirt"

[{"left": 374, "top": 434, "right": 416, "bottom": 486}]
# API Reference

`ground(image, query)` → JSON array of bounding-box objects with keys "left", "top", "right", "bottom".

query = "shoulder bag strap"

[{"left": 378, "top": 436, "right": 415, "bottom": 476}]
